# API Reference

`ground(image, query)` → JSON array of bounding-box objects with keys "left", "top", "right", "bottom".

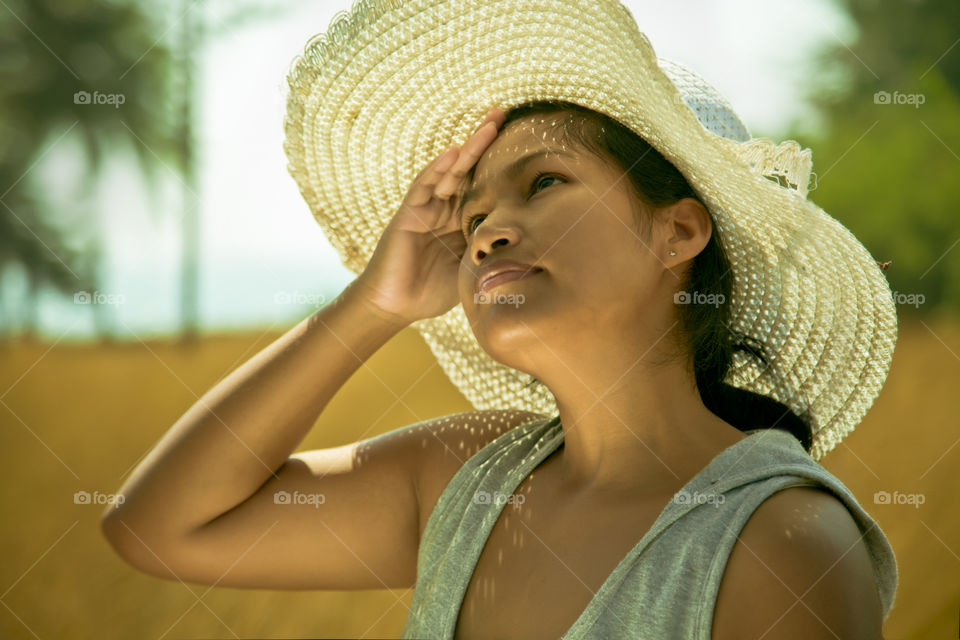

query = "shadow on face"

[{"left": 455, "top": 112, "right": 676, "bottom": 376}]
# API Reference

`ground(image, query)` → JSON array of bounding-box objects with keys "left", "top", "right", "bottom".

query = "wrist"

[{"left": 340, "top": 278, "right": 411, "bottom": 330}]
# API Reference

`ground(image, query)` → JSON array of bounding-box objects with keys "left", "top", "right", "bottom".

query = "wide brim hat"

[{"left": 282, "top": 0, "right": 897, "bottom": 461}]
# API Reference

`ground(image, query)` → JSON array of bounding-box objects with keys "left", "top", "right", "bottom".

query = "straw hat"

[{"left": 282, "top": 0, "right": 897, "bottom": 461}]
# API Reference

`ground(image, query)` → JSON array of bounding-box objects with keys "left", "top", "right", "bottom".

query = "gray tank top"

[{"left": 401, "top": 415, "right": 898, "bottom": 639}]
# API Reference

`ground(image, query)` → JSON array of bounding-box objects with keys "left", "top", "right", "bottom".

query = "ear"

[{"left": 660, "top": 197, "right": 711, "bottom": 267}]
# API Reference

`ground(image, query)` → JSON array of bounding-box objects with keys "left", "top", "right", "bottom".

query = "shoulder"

[
  {"left": 711, "top": 486, "right": 885, "bottom": 640},
  {"left": 413, "top": 409, "right": 550, "bottom": 472},
  {"left": 413, "top": 409, "right": 549, "bottom": 534}
]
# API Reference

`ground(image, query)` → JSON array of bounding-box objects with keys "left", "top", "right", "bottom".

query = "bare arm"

[
  {"left": 712, "top": 487, "right": 886, "bottom": 639},
  {"left": 101, "top": 107, "right": 509, "bottom": 589},
  {"left": 98, "top": 285, "right": 540, "bottom": 589},
  {"left": 100, "top": 277, "right": 407, "bottom": 541}
]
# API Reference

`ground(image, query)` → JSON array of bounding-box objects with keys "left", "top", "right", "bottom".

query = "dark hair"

[{"left": 492, "top": 100, "right": 813, "bottom": 453}]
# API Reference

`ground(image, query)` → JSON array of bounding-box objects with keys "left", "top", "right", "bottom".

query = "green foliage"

[
  {"left": 787, "top": 0, "right": 960, "bottom": 313},
  {"left": 0, "top": 0, "right": 181, "bottom": 306}
]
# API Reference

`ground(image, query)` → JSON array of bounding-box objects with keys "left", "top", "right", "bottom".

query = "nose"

[{"left": 469, "top": 212, "right": 523, "bottom": 263}]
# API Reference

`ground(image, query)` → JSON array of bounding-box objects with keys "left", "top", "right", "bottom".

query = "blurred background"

[{"left": 1, "top": 0, "right": 957, "bottom": 638}]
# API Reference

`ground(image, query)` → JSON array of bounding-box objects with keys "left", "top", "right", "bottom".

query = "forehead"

[
  {"left": 473, "top": 114, "right": 575, "bottom": 172},
  {"left": 457, "top": 114, "right": 585, "bottom": 201}
]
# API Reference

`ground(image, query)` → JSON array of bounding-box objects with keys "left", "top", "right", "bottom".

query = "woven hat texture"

[{"left": 282, "top": 0, "right": 897, "bottom": 461}]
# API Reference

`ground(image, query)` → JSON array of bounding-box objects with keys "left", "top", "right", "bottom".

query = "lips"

[
  {"left": 475, "top": 259, "right": 543, "bottom": 294},
  {"left": 479, "top": 269, "right": 541, "bottom": 293}
]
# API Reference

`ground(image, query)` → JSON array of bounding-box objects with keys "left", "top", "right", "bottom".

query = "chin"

[{"left": 472, "top": 311, "right": 534, "bottom": 356}]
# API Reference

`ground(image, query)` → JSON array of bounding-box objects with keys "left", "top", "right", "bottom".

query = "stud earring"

[{"left": 668, "top": 250, "right": 677, "bottom": 256}]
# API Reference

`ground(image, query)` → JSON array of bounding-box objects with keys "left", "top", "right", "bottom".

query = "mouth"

[{"left": 477, "top": 268, "right": 543, "bottom": 294}]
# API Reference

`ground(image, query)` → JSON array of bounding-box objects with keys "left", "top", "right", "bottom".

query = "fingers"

[
  {"left": 406, "top": 107, "right": 505, "bottom": 206},
  {"left": 477, "top": 106, "right": 506, "bottom": 132},
  {"left": 434, "top": 110, "right": 504, "bottom": 198},
  {"left": 406, "top": 145, "right": 460, "bottom": 207},
  {"left": 432, "top": 125, "right": 492, "bottom": 199}
]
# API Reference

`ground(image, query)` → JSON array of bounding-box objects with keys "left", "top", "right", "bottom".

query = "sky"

[{"left": 12, "top": 0, "right": 854, "bottom": 340}]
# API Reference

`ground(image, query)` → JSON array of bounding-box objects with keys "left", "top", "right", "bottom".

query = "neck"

[{"left": 536, "top": 355, "right": 745, "bottom": 495}]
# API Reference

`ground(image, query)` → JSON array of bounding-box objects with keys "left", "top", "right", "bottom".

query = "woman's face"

[{"left": 454, "top": 113, "right": 677, "bottom": 372}]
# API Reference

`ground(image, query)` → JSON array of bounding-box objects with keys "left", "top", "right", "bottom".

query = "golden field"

[{"left": 1, "top": 314, "right": 957, "bottom": 639}]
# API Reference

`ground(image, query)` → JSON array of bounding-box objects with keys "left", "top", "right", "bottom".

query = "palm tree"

[
  {"left": 0, "top": 0, "right": 297, "bottom": 340},
  {"left": 0, "top": 0, "right": 180, "bottom": 339}
]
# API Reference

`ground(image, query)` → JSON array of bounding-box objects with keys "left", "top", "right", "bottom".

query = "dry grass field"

[{"left": 1, "top": 314, "right": 957, "bottom": 639}]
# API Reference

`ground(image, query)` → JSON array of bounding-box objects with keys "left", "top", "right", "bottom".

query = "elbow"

[
  {"left": 99, "top": 500, "right": 136, "bottom": 546},
  {"left": 100, "top": 502, "right": 124, "bottom": 547},
  {"left": 100, "top": 508, "right": 161, "bottom": 577},
  {"left": 100, "top": 507, "right": 140, "bottom": 567},
  {"left": 100, "top": 508, "right": 195, "bottom": 583}
]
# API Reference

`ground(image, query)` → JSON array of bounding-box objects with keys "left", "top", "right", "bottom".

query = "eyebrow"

[{"left": 455, "top": 148, "right": 577, "bottom": 219}]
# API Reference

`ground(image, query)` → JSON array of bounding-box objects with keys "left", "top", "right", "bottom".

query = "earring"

[{"left": 668, "top": 250, "right": 677, "bottom": 256}]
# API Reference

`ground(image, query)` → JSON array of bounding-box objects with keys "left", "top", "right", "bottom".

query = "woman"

[{"left": 101, "top": 1, "right": 898, "bottom": 638}]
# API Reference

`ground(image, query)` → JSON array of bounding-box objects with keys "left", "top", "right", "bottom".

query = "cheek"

[
  {"left": 567, "top": 207, "right": 639, "bottom": 269},
  {"left": 458, "top": 258, "right": 481, "bottom": 305},
  {"left": 556, "top": 226, "right": 652, "bottom": 298}
]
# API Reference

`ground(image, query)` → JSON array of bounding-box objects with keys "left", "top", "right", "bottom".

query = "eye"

[
  {"left": 462, "top": 172, "right": 564, "bottom": 236},
  {"left": 530, "top": 172, "right": 563, "bottom": 195}
]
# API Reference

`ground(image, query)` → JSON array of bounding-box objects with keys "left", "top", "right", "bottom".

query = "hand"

[{"left": 355, "top": 107, "right": 506, "bottom": 325}]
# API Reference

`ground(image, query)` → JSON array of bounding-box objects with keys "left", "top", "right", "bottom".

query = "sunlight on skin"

[{"left": 444, "top": 111, "right": 740, "bottom": 501}]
